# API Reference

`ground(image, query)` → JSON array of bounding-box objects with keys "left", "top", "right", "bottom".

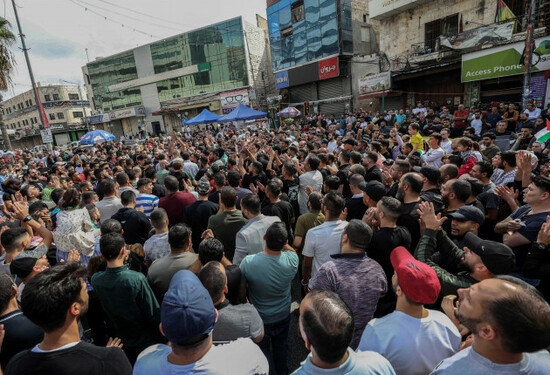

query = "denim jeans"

[{"left": 259, "top": 314, "right": 291, "bottom": 375}]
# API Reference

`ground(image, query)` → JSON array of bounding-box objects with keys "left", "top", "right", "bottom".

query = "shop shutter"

[{"left": 318, "top": 78, "right": 346, "bottom": 115}]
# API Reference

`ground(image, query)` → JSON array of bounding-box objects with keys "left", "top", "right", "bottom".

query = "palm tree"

[{"left": 0, "top": 17, "right": 16, "bottom": 150}]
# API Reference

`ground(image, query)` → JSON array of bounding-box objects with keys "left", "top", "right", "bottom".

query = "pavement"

[{"left": 286, "top": 274, "right": 310, "bottom": 373}]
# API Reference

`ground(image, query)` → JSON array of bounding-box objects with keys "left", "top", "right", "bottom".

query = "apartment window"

[
  {"left": 52, "top": 93, "right": 60, "bottom": 101},
  {"left": 34, "top": 117, "right": 38, "bottom": 124},
  {"left": 425, "top": 14, "right": 459, "bottom": 51},
  {"left": 291, "top": 0, "right": 304, "bottom": 23},
  {"left": 57, "top": 112, "right": 64, "bottom": 119},
  {"left": 28, "top": 99, "right": 32, "bottom": 106},
  {"left": 44, "top": 94, "right": 51, "bottom": 102},
  {"left": 49, "top": 113, "right": 56, "bottom": 120},
  {"left": 73, "top": 111, "right": 84, "bottom": 118},
  {"left": 68, "top": 93, "right": 79, "bottom": 100},
  {"left": 17, "top": 121, "right": 20, "bottom": 127}
]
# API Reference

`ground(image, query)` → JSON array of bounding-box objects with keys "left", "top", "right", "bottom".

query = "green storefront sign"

[{"left": 462, "top": 37, "right": 550, "bottom": 82}]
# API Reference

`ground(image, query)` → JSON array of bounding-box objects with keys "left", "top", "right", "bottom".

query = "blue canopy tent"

[
  {"left": 185, "top": 109, "right": 223, "bottom": 125},
  {"left": 219, "top": 103, "right": 267, "bottom": 123}
]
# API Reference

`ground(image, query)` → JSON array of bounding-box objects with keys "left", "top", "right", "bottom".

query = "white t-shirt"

[
  {"left": 471, "top": 118, "right": 483, "bottom": 135},
  {"left": 358, "top": 310, "right": 461, "bottom": 375},
  {"left": 441, "top": 140, "right": 453, "bottom": 154},
  {"left": 293, "top": 348, "right": 395, "bottom": 375},
  {"left": 134, "top": 338, "right": 268, "bottom": 375},
  {"left": 302, "top": 220, "right": 348, "bottom": 288},
  {"left": 431, "top": 347, "right": 550, "bottom": 375},
  {"left": 423, "top": 147, "right": 445, "bottom": 168},
  {"left": 298, "top": 170, "right": 323, "bottom": 214}
]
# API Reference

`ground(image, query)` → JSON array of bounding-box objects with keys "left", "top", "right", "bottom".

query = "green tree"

[{"left": 0, "top": 17, "right": 16, "bottom": 150}]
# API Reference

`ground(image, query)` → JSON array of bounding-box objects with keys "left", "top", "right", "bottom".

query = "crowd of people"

[{"left": 0, "top": 100, "right": 549, "bottom": 374}]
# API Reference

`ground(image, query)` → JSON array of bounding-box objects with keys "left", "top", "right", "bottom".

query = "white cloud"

[{"left": 3, "top": 0, "right": 267, "bottom": 98}]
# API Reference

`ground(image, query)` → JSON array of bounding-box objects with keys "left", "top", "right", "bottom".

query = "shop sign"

[
  {"left": 109, "top": 107, "right": 145, "bottom": 120},
  {"left": 530, "top": 75, "right": 547, "bottom": 107},
  {"left": 358, "top": 71, "right": 391, "bottom": 99},
  {"left": 318, "top": 57, "right": 339, "bottom": 80},
  {"left": 43, "top": 100, "right": 90, "bottom": 108},
  {"left": 40, "top": 129, "right": 53, "bottom": 144},
  {"left": 275, "top": 71, "right": 289, "bottom": 89},
  {"left": 89, "top": 113, "right": 110, "bottom": 124},
  {"left": 440, "top": 22, "right": 514, "bottom": 50},
  {"left": 220, "top": 89, "right": 250, "bottom": 114},
  {"left": 462, "top": 37, "right": 550, "bottom": 82}
]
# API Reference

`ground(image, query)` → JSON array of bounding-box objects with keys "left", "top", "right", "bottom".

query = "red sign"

[
  {"left": 34, "top": 87, "right": 50, "bottom": 129},
  {"left": 318, "top": 57, "right": 339, "bottom": 80}
]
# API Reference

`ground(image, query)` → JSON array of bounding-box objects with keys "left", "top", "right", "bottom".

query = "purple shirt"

[{"left": 311, "top": 253, "right": 387, "bottom": 350}]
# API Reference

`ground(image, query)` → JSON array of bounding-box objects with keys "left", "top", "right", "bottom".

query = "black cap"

[
  {"left": 448, "top": 206, "right": 485, "bottom": 225},
  {"left": 359, "top": 180, "right": 386, "bottom": 202},
  {"left": 463, "top": 232, "right": 515, "bottom": 275}
]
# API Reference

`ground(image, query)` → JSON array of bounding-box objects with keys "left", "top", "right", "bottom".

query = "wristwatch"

[
  {"left": 23, "top": 215, "right": 33, "bottom": 223},
  {"left": 532, "top": 242, "right": 548, "bottom": 252}
]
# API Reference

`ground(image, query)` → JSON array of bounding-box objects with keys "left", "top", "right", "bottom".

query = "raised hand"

[
  {"left": 106, "top": 337, "right": 123, "bottom": 348},
  {"left": 417, "top": 201, "right": 447, "bottom": 231}
]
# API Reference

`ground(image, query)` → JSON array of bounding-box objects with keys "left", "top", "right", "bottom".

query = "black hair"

[
  {"left": 474, "top": 161, "right": 494, "bottom": 179},
  {"left": 466, "top": 178, "right": 484, "bottom": 198},
  {"left": 344, "top": 219, "right": 372, "bottom": 251},
  {"left": 198, "top": 261, "right": 226, "bottom": 303},
  {"left": 115, "top": 172, "right": 129, "bottom": 186},
  {"left": 220, "top": 186, "right": 237, "bottom": 207},
  {"left": 168, "top": 224, "right": 191, "bottom": 250},
  {"left": 150, "top": 208, "right": 168, "bottom": 229},
  {"left": 482, "top": 132, "right": 496, "bottom": 140},
  {"left": 100, "top": 218, "right": 122, "bottom": 235},
  {"left": 500, "top": 151, "right": 517, "bottom": 167},
  {"left": 164, "top": 175, "right": 179, "bottom": 192},
  {"left": 339, "top": 150, "right": 351, "bottom": 163},
  {"left": 81, "top": 191, "right": 97, "bottom": 206},
  {"left": 308, "top": 192, "right": 323, "bottom": 211},
  {"left": 301, "top": 290, "right": 354, "bottom": 364},
  {"left": 441, "top": 164, "right": 459, "bottom": 179},
  {"left": 213, "top": 173, "right": 226, "bottom": 188},
  {"left": 378, "top": 196, "right": 402, "bottom": 222},
  {"left": 21, "top": 262, "right": 87, "bottom": 332},
  {"left": 306, "top": 155, "right": 320, "bottom": 171},
  {"left": 120, "top": 190, "right": 136, "bottom": 206},
  {"left": 241, "top": 194, "right": 261, "bottom": 215},
  {"left": 227, "top": 171, "right": 241, "bottom": 188},
  {"left": 265, "top": 222, "right": 288, "bottom": 251},
  {"left": 364, "top": 151, "right": 378, "bottom": 164},
  {"left": 137, "top": 177, "right": 152, "bottom": 190},
  {"left": 266, "top": 180, "right": 281, "bottom": 197},
  {"left": 99, "top": 178, "right": 116, "bottom": 196},
  {"left": 325, "top": 175, "right": 341, "bottom": 191},
  {"left": 323, "top": 191, "right": 345, "bottom": 218},
  {"left": 450, "top": 179, "right": 472, "bottom": 203},
  {"left": 100, "top": 233, "right": 126, "bottom": 261},
  {"left": 350, "top": 151, "right": 362, "bottom": 165},
  {"left": 144, "top": 166, "right": 157, "bottom": 180},
  {"left": 198, "top": 238, "right": 224, "bottom": 265},
  {"left": 402, "top": 173, "right": 423, "bottom": 194},
  {"left": 0, "top": 273, "right": 14, "bottom": 314},
  {"left": 28, "top": 201, "right": 48, "bottom": 215},
  {"left": 533, "top": 175, "right": 550, "bottom": 195}
]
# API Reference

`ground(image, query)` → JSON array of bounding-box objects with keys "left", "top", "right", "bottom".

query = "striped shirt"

[{"left": 136, "top": 193, "right": 159, "bottom": 219}]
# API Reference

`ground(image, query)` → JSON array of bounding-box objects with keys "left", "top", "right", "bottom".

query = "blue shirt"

[
  {"left": 240, "top": 251, "right": 298, "bottom": 324},
  {"left": 431, "top": 347, "right": 550, "bottom": 374},
  {"left": 136, "top": 193, "right": 159, "bottom": 219},
  {"left": 292, "top": 348, "right": 395, "bottom": 375}
]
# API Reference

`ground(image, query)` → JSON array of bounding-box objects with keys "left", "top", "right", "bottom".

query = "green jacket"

[
  {"left": 414, "top": 229, "right": 478, "bottom": 297},
  {"left": 91, "top": 265, "right": 161, "bottom": 350}
]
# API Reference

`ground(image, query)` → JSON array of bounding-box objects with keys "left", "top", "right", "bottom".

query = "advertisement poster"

[{"left": 220, "top": 89, "right": 250, "bottom": 114}]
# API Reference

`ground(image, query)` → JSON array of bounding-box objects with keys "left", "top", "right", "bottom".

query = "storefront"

[
  {"left": 107, "top": 107, "right": 146, "bottom": 138},
  {"left": 462, "top": 36, "right": 550, "bottom": 107},
  {"left": 275, "top": 56, "right": 352, "bottom": 116}
]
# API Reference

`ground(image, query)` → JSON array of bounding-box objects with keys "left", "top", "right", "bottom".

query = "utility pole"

[
  {"left": 11, "top": 0, "right": 50, "bottom": 148},
  {"left": 522, "top": 0, "right": 537, "bottom": 110}
]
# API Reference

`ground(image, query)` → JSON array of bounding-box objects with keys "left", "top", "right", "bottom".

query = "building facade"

[
  {"left": 368, "top": 0, "right": 550, "bottom": 111},
  {"left": 267, "top": 0, "right": 379, "bottom": 115},
  {"left": 83, "top": 16, "right": 275, "bottom": 137},
  {"left": 0, "top": 84, "right": 91, "bottom": 148}
]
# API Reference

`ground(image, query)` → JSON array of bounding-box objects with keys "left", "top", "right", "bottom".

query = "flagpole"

[{"left": 521, "top": 0, "right": 537, "bottom": 111}]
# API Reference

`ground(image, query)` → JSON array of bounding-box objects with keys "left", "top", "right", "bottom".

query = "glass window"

[
  {"left": 307, "top": 26, "right": 322, "bottom": 60},
  {"left": 57, "top": 112, "right": 64, "bottom": 119},
  {"left": 68, "top": 93, "right": 79, "bottom": 100},
  {"left": 292, "top": 0, "right": 305, "bottom": 23},
  {"left": 73, "top": 111, "right": 84, "bottom": 118},
  {"left": 279, "top": 5, "right": 292, "bottom": 30},
  {"left": 49, "top": 113, "right": 55, "bottom": 120},
  {"left": 44, "top": 95, "right": 51, "bottom": 102},
  {"left": 53, "top": 94, "right": 60, "bottom": 101}
]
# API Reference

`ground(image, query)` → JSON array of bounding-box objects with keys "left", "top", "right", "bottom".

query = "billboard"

[
  {"left": 358, "top": 71, "right": 391, "bottom": 99},
  {"left": 275, "top": 71, "right": 289, "bottom": 89},
  {"left": 462, "top": 37, "right": 550, "bottom": 82},
  {"left": 220, "top": 89, "right": 250, "bottom": 114},
  {"left": 319, "top": 57, "right": 339, "bottom": 80}
]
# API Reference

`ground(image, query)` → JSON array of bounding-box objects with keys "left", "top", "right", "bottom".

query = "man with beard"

[
  {"left": 415, "top": 201, "right": 515, "bottom": 297},
  {"left": 419, "top": 166, "right": 444, "bottom": 213},
  {"left": 358, "top": 247, "right": 461, "bottom": 375},
  {"left": 383, "top": 160, "right": 410, "bottom": 198},
  {"left": 395, "top": 172, "right": 422, "bottom": 250},
  {"left": 447, "top": 206, "right": 484, "bottom": 248},
  {"left": 432, "top": 277, "right": 550, "bottom": 374},
  {"left": 5, "top": 262, "right": 132, "bottom": 375},
  {"left": 441, "top": 179, "right": 471, "bottom": 237}
]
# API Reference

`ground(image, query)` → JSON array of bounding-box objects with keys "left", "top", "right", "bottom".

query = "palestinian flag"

[
  {"left": 496, "top": 0, "right": 516, "bottom": 23},
  {"left": 535, "top": 119, "right": 550, "bottom": 143}
]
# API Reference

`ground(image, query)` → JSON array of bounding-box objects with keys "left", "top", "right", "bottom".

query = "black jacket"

[{"left": 112, "top": 207, "right": 152, "bottom": 245}]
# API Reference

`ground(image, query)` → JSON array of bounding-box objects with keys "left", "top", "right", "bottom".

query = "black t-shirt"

[
  {"left": 396, "top": 201, "right": 421, "bottom": 250},
  {"left": 337, "top": 164, "right": 351, "bottom": 199},
  {"left": 346, "top": 196, "right": 367, "bottom": 221},
  {"left": 0, "top": 310, "right": 43, "bottom": 369},
  {"left": 282, "top": 176, "right": 300, "bottom": 219},
  {"left": 5, "top": 341, "right": 132, "bottom": 375},
  {"left": 182, "top": 200, "right": 219, "bottom": 251},
  {"left": 225, "top": 264, "right": 242, "bottom": 306},
  {"left": 170, "top": 170, "right": 190, "bottom": 191},
  {"left": 262, "top": 200, "right": 295, "bottom": 242},
  {"left": 365, "top": 166, "right": 383, "bottom": 183}
]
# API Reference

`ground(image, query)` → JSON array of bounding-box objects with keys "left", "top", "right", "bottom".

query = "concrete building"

[
  {"left": 83, "top": 16, "right": 275, "bottom": 137},
  {"left": 369, "top": 0, "right": 550, "bottom": 110},
  {"left": 0, "top": 83, "right": 91, "bottom": 148},
  {"left": 266, "top": 0, "right": 379, "bottom": 115}
]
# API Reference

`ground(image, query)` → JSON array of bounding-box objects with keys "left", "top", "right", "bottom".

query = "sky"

[{"left": 2, "top": 0, "right": 267, "bottom": 99}]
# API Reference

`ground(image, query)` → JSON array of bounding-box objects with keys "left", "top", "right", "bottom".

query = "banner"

[
  {"left": 462, "top": 37, "right": 550, "bottom": 82},
  {"left": 358, "top": 71, "right": 391, "bottom": 99},
  {"left": 220, "top": 89, "right": 249, "bottom": 114},
  {"left": 440, "top": 22, "right": 514, "bottom": 50},
  {"left": 530, "top": 75, "right": 547, "bottom": 107}
]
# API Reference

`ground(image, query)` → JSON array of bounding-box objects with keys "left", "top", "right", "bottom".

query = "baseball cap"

[
  {"left": 359, "top": 180, "right": 386, "bottom": 202},
  {"left": 463, "top": 232, "right": 515, "bottom": 275},
  {"left": 448, "top": 206, "right": 485, "bottom": 225},
  {"left": 196, "top": 179, "right": 211, "bottom": 195},
  {"left": 390, "top": 246, "right": 441, "bottom": 304},
  {"left": 161, "top": 270, "right": 216, "bottom": 346},
  {"left": 10, "top": 257, "right": 36, "bottom": 279}
]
